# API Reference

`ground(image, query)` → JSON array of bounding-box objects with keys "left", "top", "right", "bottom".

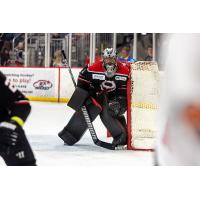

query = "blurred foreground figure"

[
  {"left": 0, "top": 71, "right": 36, "bottom": 166},
  {"left": 156, "top": 34, "right": 200, "bottom": 165}
]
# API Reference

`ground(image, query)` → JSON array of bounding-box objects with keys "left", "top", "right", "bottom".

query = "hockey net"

[{"left": 127, "top": 61, "right": 160, "bottom": 150}]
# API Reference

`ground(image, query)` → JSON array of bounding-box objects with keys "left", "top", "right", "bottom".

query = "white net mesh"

[{"left": 130, "top": 61, "right": 160, "bottom": 149}]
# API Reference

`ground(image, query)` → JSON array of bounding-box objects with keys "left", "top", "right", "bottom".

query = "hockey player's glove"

[
  {"left": 0, "top": 117, "right": 23, "bottom": 151},
  {"left": 108, "top": 96, "right": 127, "bottom": 117},
  {"left": 108, "top": 100, "right": 121, "bottom": 117}
]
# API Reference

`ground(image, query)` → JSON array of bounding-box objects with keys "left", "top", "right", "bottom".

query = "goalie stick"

[{"left": 61, "top": 50, "right": 126, "bottom": 150}]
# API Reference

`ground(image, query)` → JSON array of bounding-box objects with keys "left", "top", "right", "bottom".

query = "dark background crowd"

[{"left": 0, "top": 33, "right": 163, "bottom": 69}]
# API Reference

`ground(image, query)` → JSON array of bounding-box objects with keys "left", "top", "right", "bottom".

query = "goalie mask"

[{"left": 102, "top": 48, "right": 117, "bottom": 78}]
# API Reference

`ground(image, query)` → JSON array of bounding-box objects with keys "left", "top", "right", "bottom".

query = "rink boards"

[
  {"left": 0, "top": 67, "right": 81, "bottom": 102},
  {"left": 0, "top": 66, "right": 163, "bottom": 103}
]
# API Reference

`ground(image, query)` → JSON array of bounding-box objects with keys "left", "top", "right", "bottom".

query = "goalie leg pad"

[
  {"left": 117, "top": 115, "right": 127, "bottom": 130},
  {"left": 0, "top": 126, "right": 36, "bottom": 166},
  {"left": 67, "top": 87, "right": 89, "bottom": 111},
  {"left": 100, "top": 106, "right": 127, "bottom": 146},
  {"left": 58, "top": 129, "right": 78, "bottom": 146},
  {"left": 58, "top": 98, "right": 102, "bottom": 145}
]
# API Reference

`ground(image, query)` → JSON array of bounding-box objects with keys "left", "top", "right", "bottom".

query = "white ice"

[{"left": 0, "top": 102, "right": 153, "bottom": 166}]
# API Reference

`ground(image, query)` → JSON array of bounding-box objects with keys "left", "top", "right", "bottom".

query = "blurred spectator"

[
  {"left": 96, "top": 33, "right": 113, "bottom": 52},
  {"left": 15, "top": 41, "right": 25, "bottom": 66},
  {"left": 84, "top": 55, "right": 90, "bottom": 66},
  {"left": 37, "top": 46, "right": 44, "bottom": 66},
  {"left": 0, "top": 48, "right": 10, "bottom": 66},
  {"left": 53, "top": 50, "right": 64, "bottom": 67},
  {"left": 71, "top": 33, "right": 90, "bottom": 67},
  {"left": 50, "top": 33, "right": 69, "bottom": 67},
  {"left": 0, "top": 33, "right": 25, "bottom": 66},
  {"left": 117, "top": 46, "right": 136, "bottom": 62},
  {"left": 145, "top": 45, "right": 153, "bottom": 61},
  {"left": 0, "top": 33, "right": 158, "bottom": 67},
  {"left": 51, "top": 33, "right": 61, "bottom": 39},
  {"left": 1, "top": 33, "right": 24, "bottom": 47},
  {"left": 0, "top": 40, "right": 11, "bottom": 66},
  {"left": 51, "top": 33, "right": 68, "bottom": 39},
  {"left": 84, "top": 48, "right": 102, "bottom": 66},
  {"left": 13, "top": 33, "right": 24, "bottom": 46},
  {"left": 117, "top": 34, "right": 133, "bottom": 49},
  {"left": 94, "top": 48, "right": 102, "bottom": 62},
  {"left": 0, "top": 34, "right": 4, "bottom": 51},
  {"left": 137, "top": 33, "right": 152, "bottom": 61}
]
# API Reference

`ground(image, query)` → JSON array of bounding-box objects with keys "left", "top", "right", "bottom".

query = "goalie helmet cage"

[{"left": 127, "top": 61, "right": 160, "bottom": 151}]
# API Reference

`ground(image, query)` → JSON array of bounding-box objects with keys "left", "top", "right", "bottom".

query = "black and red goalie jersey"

[{"left": 77, "top": 59, "right": 130, "bottom": 103}]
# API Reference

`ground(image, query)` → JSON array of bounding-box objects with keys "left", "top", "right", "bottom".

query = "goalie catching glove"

[{"left": 108, "top": 96, "right": 127, "bottom": 117}]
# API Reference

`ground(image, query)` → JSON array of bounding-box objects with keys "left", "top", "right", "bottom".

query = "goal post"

[{"left": 127, "top": 61, "right": 160, "bottom": 150}]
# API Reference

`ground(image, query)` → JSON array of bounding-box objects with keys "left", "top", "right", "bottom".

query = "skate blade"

[{"left": 115, "top": 145, "right": 127, "bottom": 150}]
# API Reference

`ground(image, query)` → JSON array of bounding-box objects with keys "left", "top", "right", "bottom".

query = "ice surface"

[{"left": 0, "top": 102, "right": 153, "bottom": 166}]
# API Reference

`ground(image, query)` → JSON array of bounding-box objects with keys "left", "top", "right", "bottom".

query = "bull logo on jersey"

[
  {"left": 100, "top": 80, "right": 116, "bottom": 92},
  {"left": 33, "top": 80, "right": 53, "bottom": 90}
]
